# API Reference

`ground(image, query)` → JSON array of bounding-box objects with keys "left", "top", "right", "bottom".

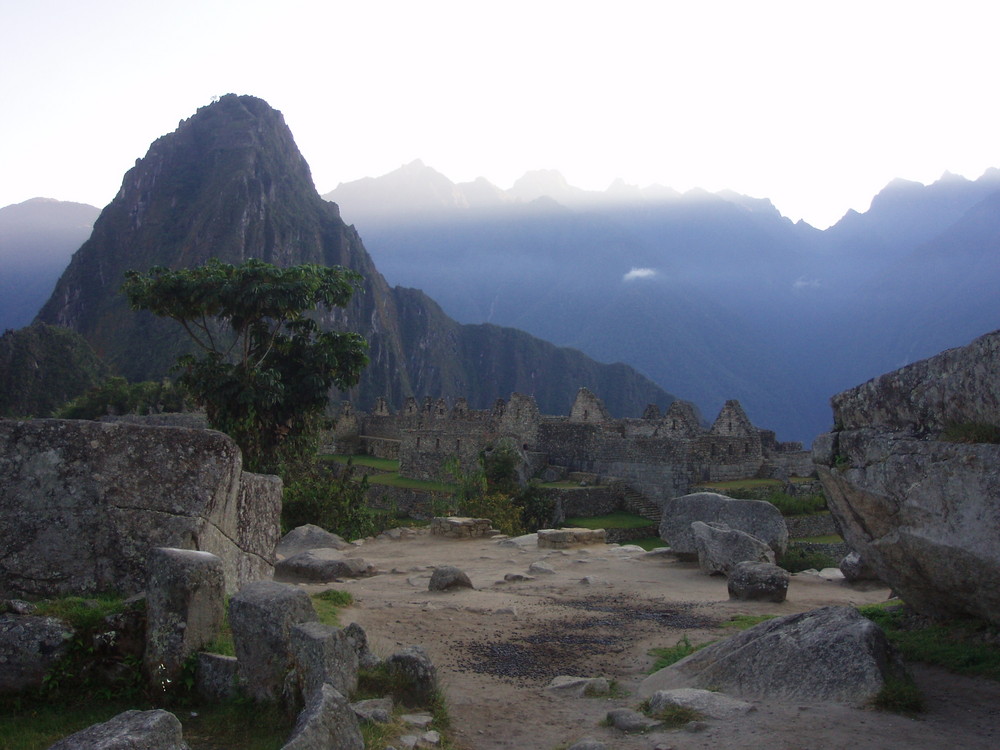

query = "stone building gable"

[
  {"left": 569, "top": 387, "right": 612, "bottom": 423},
  {"left": 710, "top": 400, "right": 757, "bottom": 437}
]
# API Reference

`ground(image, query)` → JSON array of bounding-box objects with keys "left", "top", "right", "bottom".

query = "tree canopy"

[{"left": 122, "top": 259, "right": 369, "bottom": 472}]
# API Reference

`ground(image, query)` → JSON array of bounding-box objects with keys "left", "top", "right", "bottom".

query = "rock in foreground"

[
  {"left": 639, "top": 606, "right": 903, "bottom": 704},
  {"left": 814, "top": 329, "right": 1000, "bottom": 626}
]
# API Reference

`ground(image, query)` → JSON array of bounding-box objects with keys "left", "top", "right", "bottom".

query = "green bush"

[
  {"left": 778, "top": 547, "right": 837, "bottom": 573},
  {"left": 764, "top": 492, "right": 827, "bottom": 516},
  {"left": 55, "top": 377, "right": 192, "bottom": 419},
  {"left": 859, "top": 603, "right": 1000, "bottom": 680},
  {"left": 281, "top": 460, "right": 379, "bottom": 540}
]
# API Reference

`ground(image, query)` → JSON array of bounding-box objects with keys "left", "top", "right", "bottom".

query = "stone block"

[
  {"left": 144, "top": 547, "right": 226, "bottom": 689},
  {"left": 282, "top": 683, "right": 363, "bottom": 750},
  {"left": 229, "top": 581, "right": 318, "bottom": 702},
  {"left": 195, "top": 652, "right": 239, "bottom": 702},
  {"left": 537, "top": 528, "right": 606, "bottom": 549},
  {"left": 290, "top": 621, "right": 359, "bottom": 701},
  {"left": 0, "top": 614, "right": 72, "bottom": 694},
  {"left": 429, "top": 517, "right": 494, "bottom": 538}
]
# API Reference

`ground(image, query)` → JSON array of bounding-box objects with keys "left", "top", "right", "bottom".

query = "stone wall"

[
  {"left": 0, "top": 419, "right": 280, "bottom": 598},
  {"left": 338, "top": 387, "right": 808, "bottom": 512}
]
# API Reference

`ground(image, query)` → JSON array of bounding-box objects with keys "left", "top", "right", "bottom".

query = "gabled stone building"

[{"left": 332, "top": 388, "right": 811, "bottom": 505}]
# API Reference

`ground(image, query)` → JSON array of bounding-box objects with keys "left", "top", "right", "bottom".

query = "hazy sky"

[{"left": 3, "top": 0, "right": 997, "bottom": 228}]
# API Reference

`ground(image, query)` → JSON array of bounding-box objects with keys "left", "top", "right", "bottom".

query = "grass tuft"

[
  {"left": 870, "top": 675, "right": 924, "bottom": 715},
  {"left": 859, "top": 603, "right": 1000, "bottom": 680},
  {"left": 648, "top": 635, "right": 710, "bottom": 672}
]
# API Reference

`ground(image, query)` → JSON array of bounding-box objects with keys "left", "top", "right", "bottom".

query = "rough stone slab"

[
  {"left": 274, "top": 548, "right": 375, "bottom": 582},
  {"left": 351, "top": 697, "right": 393, "bottom": 724},
  {"left": 646, "top": 688, "right": 755, "bottom": 720},
  {"left": 817, "top": 430, "right": 1000, "bottom": 624},
  {"left": 537, "top": 528, "right": 607, "bottom": 549},
  {"left": 639, "top": 606, "right": 904, "bottom": 704},
  {"left": 430, "top": 517, "right": 494, "bottom": 538},
  {"left": 47, "top": 709, "right": 189, "bottom": 750},
  {"left": 840, "top": 551, "right": 880, "bottom": 583},
  {"left": 0, "top": 419, "right": 279, "bottom": 598},
  {"left": 606, "top": 708, "right": 659, "bottom": 733},
  {"left": 387, "top": 646, "right": 438, "bottom": 705},
  {"left": 0, "top": 614, "right": 72, "bottom": 694},
  {"left": 545, "top": 675, "right": 610, "bottom": 697},
  {"left": 659, "top": 492, "right": 788, "bottom": 557}
]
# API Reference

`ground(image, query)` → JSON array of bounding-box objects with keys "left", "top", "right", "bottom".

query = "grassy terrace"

[
  {"left": 321, "top": 454, "right": 455, "bottom": 494},
  {"left": 322, "top": 454, "right": 400, "bottom": 472}
]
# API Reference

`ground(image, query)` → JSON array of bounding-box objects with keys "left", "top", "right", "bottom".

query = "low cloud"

[
  {"left": 623, "top": 267, "right": 657, "bottom": 282},
  {"left": 792, "top": 276, "right": 821, "bottom": 290}
]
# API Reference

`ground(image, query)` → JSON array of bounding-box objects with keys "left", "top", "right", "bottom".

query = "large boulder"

[
  {"left": 690, "top": 521, "right": 775, "bottom": 575},
  {"left": 659, "top": 492, "right": 787, "bottom": 558},
  {"left": 0, "top": 419, "right": 281, "bottom": 598},
  {"left": 47, "top": 709, "right": 188, "bottom": 750},
  {"left": 814, "top": 329, "right": 1000, "bottom": 626},
  {"left": 639, "top": 606, "right": 903, "bottom": 704}
]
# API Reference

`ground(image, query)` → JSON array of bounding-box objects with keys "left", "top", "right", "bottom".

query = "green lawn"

[
  {"left": 564, "top": 511, "right": 656, "bottom": 529},
  {"left": 792, "top": 534, "right": 843, "bottom": 544},
  {"left": 692, "top": 478, "right": 783, "bottom": 491},
  {"left": 321, "top": 453, "right": 400, "bottom": 472},
  {"left": 366, "top": 472, "right": 456, "bottom": 494}
]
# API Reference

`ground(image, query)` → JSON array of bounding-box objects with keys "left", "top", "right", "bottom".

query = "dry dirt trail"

[{"left": 299, "top": 530, "right": 1000, "bottom": 750}]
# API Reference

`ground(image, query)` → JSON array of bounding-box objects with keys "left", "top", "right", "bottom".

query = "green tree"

[
  {"left": 122, "top": 259, "right": 369, "bottom": 473},
  {"left": 55, "top": 376, "right": 191, "bottom": 419}
]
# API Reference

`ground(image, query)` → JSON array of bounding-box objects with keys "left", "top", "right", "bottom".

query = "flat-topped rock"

[
  {"left": 537, "top": 528, "right": 606, "bottom": 549},
  {"left": 430, "top": 517, "right": 496, "bottom": 539}
]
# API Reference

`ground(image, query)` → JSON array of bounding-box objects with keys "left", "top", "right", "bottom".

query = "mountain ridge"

[{"left": 32, "top": 94, "right": 674, "bottom": 419}]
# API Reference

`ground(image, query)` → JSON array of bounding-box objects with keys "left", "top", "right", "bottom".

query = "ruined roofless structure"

[{"left": 331, "top": 389, "right": 811, "bottom": 505}]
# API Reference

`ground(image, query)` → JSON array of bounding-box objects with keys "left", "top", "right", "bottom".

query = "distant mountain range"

[
  {"left": 5, "top": 104, "right": 998, "bottom": 442},
  {"left": 324, "top": 162, "right": 1000, "bottom": 443},
  {"left": 0, "top": 198, "right": 99, "bottom": 331},
  {"left": 25, "top": 95, "right": 673, "bottom": 420}
]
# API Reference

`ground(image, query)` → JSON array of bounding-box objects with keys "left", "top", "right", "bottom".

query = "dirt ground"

[{"left": 300, "top": 530, "right": 1000, "bottom": 750}]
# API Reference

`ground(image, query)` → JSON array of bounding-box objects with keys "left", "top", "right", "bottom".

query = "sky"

[{"left": 2, "top": 0, "right": 998, "bottom": 229}]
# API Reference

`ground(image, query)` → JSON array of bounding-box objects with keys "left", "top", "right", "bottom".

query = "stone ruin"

[{"left": 330, "top": 387, "right": 812, "bottom": 507}]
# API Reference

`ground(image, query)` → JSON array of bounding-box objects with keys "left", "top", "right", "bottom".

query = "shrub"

[
  {"left": 777, "top": 547, "right": 837, "bottom": 573},
  {"left": 281, "top": 460, "right": 379, "bottom": 540}
]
